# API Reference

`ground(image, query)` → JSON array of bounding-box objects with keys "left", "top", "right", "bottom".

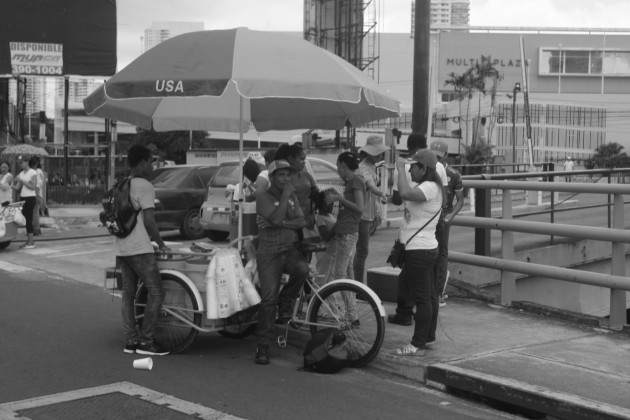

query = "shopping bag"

[
  {"left": 205, "top": 248, "right": 261, "bottom": 319},
  {"left": 12, "top": 208, "right": 26, "bottom": 227}
]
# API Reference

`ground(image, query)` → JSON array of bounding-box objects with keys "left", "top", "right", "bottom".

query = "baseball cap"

[
  {"left": 429, "top": 140, "right": 448, "bottom": 158},
  {"left": 268, "top": 159, "right": 295, "bottom": 175},
  {"left": 405, "top": 149, "right": 437, "bottom": 169}
]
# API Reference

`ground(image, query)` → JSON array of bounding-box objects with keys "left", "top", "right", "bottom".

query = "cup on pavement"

[{"left": 133, "top": 357, "right": 153, "bottom": 370}]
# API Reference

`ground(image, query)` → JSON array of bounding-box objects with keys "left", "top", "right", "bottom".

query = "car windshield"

[
  {"left": 210, "top": 164, "right": 241, "bottom": 188},
  {"left": 151, "top": 167, "right": 198, "bottom": 189}
]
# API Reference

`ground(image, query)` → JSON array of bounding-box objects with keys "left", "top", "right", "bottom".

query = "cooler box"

[{"left": 367, "top": 266, "right": 400, "bottom": 303}]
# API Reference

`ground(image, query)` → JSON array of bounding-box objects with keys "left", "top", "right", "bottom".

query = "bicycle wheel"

[
  {"left": 307, "top": 282, "right": 385, "bottom": 368},
  {"left": 136, "top": 273, "right": 202, "bottom": 354}
]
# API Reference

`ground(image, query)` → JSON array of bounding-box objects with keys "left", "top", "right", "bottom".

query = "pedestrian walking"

[
  {"left": 116, "top": 145, "right": 171, "bottom": 356},
  {"left": 12, "top": 157, "right": 38, "bottom": 249},
  {"left": 354, "top": 135, "right": 389, "bottom": 284},
  {"left": 564, "top": 156, "right": 574, "bottom": 182}
]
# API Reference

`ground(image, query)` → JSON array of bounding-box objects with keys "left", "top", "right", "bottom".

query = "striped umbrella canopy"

[{"left": 83, "top": 28, "right": 400, "bottom": 132}]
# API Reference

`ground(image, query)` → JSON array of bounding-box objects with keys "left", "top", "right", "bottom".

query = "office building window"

[{"left": 540, "top": 48, "right": 630, "bottom": 76}]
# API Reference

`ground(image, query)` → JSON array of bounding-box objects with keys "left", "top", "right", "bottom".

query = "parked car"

[
  {"left": 150, "top": 164, "right": 219, "bottom": 239},
  {"left": 200, "top": 157, "right": 343, "bottom": 241}
]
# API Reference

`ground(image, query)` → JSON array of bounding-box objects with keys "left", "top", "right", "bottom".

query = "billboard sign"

[
  {"left": 9, "top": 42, "right": 63, "bottom": 76},
  {"left": 0, "top": 0, "right": 116, "bottom": 77}
]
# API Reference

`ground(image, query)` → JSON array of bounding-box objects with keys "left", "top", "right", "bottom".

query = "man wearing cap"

[
  {"left": 429, "top": 140, "right": 464, "bottom": 307},
  {"left": 354, "top": 135, "right": 389, "bottom": 283},
  {"left": 254, "top": 159, "right": 309, "bottom": 365}
]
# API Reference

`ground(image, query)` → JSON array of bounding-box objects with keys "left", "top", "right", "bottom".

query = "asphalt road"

[{"left": 0, "top": 234, "right": 522, "bottom": 420}]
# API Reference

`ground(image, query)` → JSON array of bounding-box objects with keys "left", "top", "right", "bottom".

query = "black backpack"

[
  {"left": 99, "top": 176, "right": 140, "bottom": 238},
  {"left": 302, "top": 328, "right": 349, "bottom": 374}
]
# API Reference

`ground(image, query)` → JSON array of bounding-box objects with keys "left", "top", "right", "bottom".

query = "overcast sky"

[{"left": 115, "top": 0, "right": 630, "bottom": 70}]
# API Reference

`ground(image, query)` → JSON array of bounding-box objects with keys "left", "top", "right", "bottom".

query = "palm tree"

[
  {"left": 592, "top": 142, "right": 627, "bottom": 169},
  {"left": 444, "top": 71, "right": 467, "bottom": 140},
  {"left": 471, "top": 60, "right": 501, "bottom": 146}
]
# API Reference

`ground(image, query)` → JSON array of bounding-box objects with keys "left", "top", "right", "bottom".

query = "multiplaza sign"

[
  {"left": 10, "top": 42, "right": 63, "bottom": 75},
  {"left": 445, "top": 55, "right": 523, "bottom": 69}
]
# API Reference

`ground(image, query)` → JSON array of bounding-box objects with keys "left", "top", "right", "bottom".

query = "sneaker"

[
  {"left": 425, "top": 340, "right": 435, "bottom": 347},
  {"left": 393, "top": 343, "right": 425, "bottom": 356},
  {"left": 124, "top": 343, "right": 137, "bottom": 354},
  {"left": 254, "top": 344, "right": 270, "bottom": 365},
  {"left": 439, "top": 296, "right": 447, "bottom": 307},
  {"left": 136, "top": 343, "right": 169, "bottom": 356},
  {"left": 19, "top": 243, "right": 35, "bottom": 249},
  {"left": 387, "top": 314, "right": 412, "bottom": 326}
]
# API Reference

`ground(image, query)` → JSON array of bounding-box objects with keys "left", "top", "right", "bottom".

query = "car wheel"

[
  {"left": 180, "top": 208, "right": 205, "bottom": 240},
  {"left": 205, "top": 230, "right": 229, "bottom": 242}
]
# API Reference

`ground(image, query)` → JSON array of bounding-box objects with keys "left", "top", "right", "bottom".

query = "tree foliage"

[
  {"left": 133, "top": 130, "right": 208, "bottom": 164},
  {"left": 463, "top": 140, "right": 495, "bottom": 175},
  {"left": 591, "top": 142, "right": 629, "bottom": 169}
]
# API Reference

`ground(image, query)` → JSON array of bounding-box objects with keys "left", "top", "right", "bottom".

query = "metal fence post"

[
  {"left": 474, "top": 176, "right": 491, "bottom": 256},
  {"left": 608, "top": 193, "right": 626, "bottom": 329},
  {"left": 501, "top": 188, "right": 516, "bottom": 305}
]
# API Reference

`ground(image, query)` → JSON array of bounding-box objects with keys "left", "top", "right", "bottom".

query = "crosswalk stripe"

[{"left": 0, "top": 260, "right": 35, "bottom": 273}]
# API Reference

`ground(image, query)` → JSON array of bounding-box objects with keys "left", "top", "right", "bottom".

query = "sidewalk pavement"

[{"left": 20, "top": 205, "right": 630, "bottom": 420}]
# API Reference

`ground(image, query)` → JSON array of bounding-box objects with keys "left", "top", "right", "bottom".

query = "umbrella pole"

[{"left": 237, "top": 96, "right": 244, "bottom": 250}]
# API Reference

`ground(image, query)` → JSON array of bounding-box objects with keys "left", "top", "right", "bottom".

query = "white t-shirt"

[
  {"left": 114, "top": 178, "right": 155, "bottom": 256},
  {"left": 399, "top": 181, "right": 442, "bottom": 250},
  {"left": 18, "top": 169, "right": 37, "bottom": 197}
]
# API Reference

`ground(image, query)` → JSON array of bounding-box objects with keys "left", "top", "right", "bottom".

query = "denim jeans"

[
  {"left": 330, "top": 232, "right": 358, "bottom": 319},
  {"left": 433, "top": 217, "right": 450, "bottom": 297},
  {"left": 256, "top": 247, "right": 309, "bottom": 345},
  {"left": 117, "top": 254, "right": 165, "bottom": 346},
  {"left": 353, "top": 219, "right": 371, "bottom": 284},
  {"left": 395, "top": 247, "right": 438, "bottom": 348},
  {"left": 20, "top": 196, "right": 36, "bottom": 234}
]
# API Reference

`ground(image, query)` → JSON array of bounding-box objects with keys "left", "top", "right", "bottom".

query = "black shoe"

[
  {"left": 254, "top": 344, "right": 270, "bottom": 365},
  {"left": 136, "top": 342, "right": 169, "bottom": 356},
  {"left": 387, "top": 315, "right": 412, "bottom": 326},
  {"left": 124, "top": 343, "right": 137, "bottom": 354}
]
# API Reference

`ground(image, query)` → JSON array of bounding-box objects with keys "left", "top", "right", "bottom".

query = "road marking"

[
  {"left": 0, "top": 382, "right": 244, "bottom": 420},
  {"left": 48, "top": 249, "right": 105, "bottom": 258},
  {"left": 0, "top": 260, "right": 35, "bottom": 273}
]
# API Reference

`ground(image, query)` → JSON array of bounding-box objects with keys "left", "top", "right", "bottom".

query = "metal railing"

[{"left": 450, "top": 177, "right": 630, "bottom": 330}]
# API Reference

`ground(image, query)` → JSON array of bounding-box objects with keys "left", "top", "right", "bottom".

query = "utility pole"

[{"left": 411, "top": 0, "right": 430, "bottom": 145}]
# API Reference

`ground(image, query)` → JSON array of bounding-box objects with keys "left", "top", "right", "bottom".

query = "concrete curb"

[{"left": 426, "top": 364, "right": 630, "bottom": 420}]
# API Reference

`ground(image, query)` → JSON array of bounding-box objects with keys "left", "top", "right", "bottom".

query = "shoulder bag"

[{"left": 386, "top": 208, "right": 441, "bottom": 269}]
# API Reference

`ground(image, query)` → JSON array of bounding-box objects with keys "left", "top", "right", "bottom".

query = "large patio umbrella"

[
  {"left": 1, "top": 144, "right": 49, "bottom": 157},
  {"left": 83, "top": 28, "right": 400, "bottom": 237}
]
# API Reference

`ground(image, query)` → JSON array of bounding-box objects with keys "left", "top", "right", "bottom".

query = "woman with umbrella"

[{"left": 12, "top": 156, "right": 38, "bottom": 249}]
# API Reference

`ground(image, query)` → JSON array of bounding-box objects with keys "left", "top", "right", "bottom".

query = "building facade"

[{"left": 142, "top": 21, "right": 204, "bottom": 53}]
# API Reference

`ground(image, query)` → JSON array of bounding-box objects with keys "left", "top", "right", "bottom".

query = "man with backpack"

[{"left": 115, "top": 145, "right": 171, "bottom": 356}]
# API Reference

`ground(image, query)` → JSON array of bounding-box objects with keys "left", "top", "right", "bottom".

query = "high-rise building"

[
  {"left": 142, "top": 21, "right": 204, "bottom": 53},
  {"left": 411, "top": 0, "right": 470, "bottom": 34}
]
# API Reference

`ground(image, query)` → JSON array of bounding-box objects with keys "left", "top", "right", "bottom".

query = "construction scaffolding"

[{"left": 303, "top": 0, "right": 379, "bottom": 79}]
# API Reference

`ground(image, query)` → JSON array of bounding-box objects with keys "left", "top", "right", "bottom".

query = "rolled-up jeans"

[
  {"left": 256, "top": 247, "right": 309, "bottom": 345},
  {"left": 117, "top": 254, "right": 165, "bottom": 346},
  {"left": 395, "top": 247, "right": 438, "bottom": 348}
]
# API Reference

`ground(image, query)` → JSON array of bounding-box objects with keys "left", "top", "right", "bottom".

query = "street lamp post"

[{"left": 512, "top": 82, "right": 521, "bottom": 169}]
